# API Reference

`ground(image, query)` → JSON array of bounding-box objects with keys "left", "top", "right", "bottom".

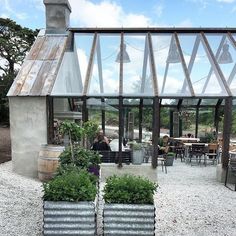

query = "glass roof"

[{"left": 52, "top": 30, "right": 236, "bottom": 99}]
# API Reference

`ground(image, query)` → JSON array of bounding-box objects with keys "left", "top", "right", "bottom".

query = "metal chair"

[
  {"left": 205, "top": 143, "right": 219, "bottom": 165},
  {"left": 189, "top": 144, "right": 206, "bottom": 166}
]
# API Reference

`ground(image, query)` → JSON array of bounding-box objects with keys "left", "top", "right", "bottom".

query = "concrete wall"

[
  {"left": 9, "top": 97, "right": 47, "bottom": 177},
  {"left": 100, "top": 163, "right": 158, "bottom": 183}
]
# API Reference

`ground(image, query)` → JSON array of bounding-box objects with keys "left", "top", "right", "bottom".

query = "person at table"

[{"left": 92, "top": 130, "right": 111, "bottom": 151}]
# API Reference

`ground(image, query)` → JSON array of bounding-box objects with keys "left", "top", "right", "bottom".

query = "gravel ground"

[{"left": 0, "top": 160, "right": 235, "bottom": 236}]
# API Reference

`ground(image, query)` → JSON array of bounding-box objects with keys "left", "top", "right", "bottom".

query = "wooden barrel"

[{"left": 38, "top": 144, "right": 64, "bottom": 182}]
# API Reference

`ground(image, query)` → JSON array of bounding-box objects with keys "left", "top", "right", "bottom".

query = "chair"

[
  {"left": 225, "top": 156, "right": 236, "bottom": 191},
  {"left": 189, "top": 144, "right": 206, "bottom": 166},
  {"left": 144, "top": 145, "right": 167, "bottom": 173},
  {"left": 205, "top": 143, "right": 219, "bottom": 165},
  {"left": 174, "top": 141, "right": 185, "bottom": 162}
]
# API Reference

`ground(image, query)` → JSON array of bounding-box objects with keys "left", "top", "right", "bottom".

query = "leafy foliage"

[
  {"left": 83, "top": 120, "right": 99, "bottom": 140},
  {"left": 43, "top": 169, "right": 97, "bottom": 202},
  {"left": 103, "top": 174, "right": 158, "bottom": 204},
  {"left": 59, "top": 146, "right": 101, "bottom": 169},
  {"left": 55, "top": 164, "right": 97, "bottom": 184},
  {"left": 0, "top": 18, "right": 38, "bottom": 123},
  {"left": 59, "top": 120, "right": 84, "bottom": 142}
]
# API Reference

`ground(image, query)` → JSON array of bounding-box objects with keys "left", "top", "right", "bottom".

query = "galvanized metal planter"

[
  {"left": 103, "top": 203, "right": 155, "bottom": 235},
  {"left": 43, "top": 201, "right": 97, "bottom": 236}
]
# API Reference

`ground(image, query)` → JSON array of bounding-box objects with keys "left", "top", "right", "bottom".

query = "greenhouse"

[{"left": 7, "top": 0, "right": 236, "bottom": 179}]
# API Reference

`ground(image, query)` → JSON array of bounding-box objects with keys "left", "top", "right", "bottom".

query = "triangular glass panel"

[
  {"left": 74, "top": 34, "right": 94, "bottom": 87},
  {"left": 189, "top": 35, "right": 228, "bottom": 96},
  {"left": 87, "top": 34, "right": 120, "bottom": 96},
  {"left": 151, "top": 33, "right": 191, "bottom": 97},
  {"left": 123, "top": 34, "right": 154, "bottom": 96},
  {"left": 98, "top": 34, "right": 120, "bottom": 96},
  {"left": 206, "top": 34, "right": 236, "bottom": 96}
]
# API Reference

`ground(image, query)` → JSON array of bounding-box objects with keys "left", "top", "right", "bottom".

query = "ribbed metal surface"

[
  {"left": 103, "top": 204, "right": 155, "bottom": 235},
  {"left": 43, "top": 201, "right": 96, "bottom": 236}
]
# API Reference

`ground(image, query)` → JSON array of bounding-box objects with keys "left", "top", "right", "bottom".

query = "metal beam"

[
  {"left": 70, "top": 28, "right": 236, "bottom": 34},
  {"left": 200, "top": 32, "right": 232, "bottom": 96},
  {"left": 147, "top": 33, "right": 159, "bottom": 96},
  {"left": 202, "top": 35, "right": 227, "bottom": 93},
  {"left": 174, "top": 32, "right": 195, "bottom": 96},
  {"left": 96, "top": 36, "right": 104, "bottom": 93},
  {"left": 181, "top": 35, "right": 201, "bottom": 93},
  {"left": 139, "top": 98, "right": 143, "bottom": 142},
  {"left": 83, "top": 33, "right": 98, "bottom": 96},
  {"left": 118, "top": 96, "right": 124, "bottom": 167},
  {"left": 141, "top": 36, "right": 148, "bottom": 93},
  {"left": 119, "top": 33, "right": 124, "bottom": 95},
  {"left": 222, "top": 97, "right": 232, "bottom": 169},
  {"left": 152, "top": 96, "right": 160, "bottom": 168},
  {"left": 47, "top": 96, "right": 54, "bottom": 144}
]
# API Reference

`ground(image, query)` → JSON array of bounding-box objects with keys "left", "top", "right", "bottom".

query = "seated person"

[{"left": 91, "top": 131, "right": 111, "bottom": 151}]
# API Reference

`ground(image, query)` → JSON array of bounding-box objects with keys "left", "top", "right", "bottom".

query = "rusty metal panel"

[
  {"left": 48, "top": 37, "right": 67, "bottom": 60},
  {"left": 7, "top": 60, "right": 34, "bottom": 96},
  {"left": 29, "top": 60, "right": 53, "bottom": 96},
  {"left": 26, "top": 36, "right": 46, "bottom": 60},
  {"left": 43, "top": 201, "right": 96, "bottom": 236},
  {"left": 36, "top": 36, "right": 56, "bottom": 60},
  {"left": 41, "top": 60, "right": 59, "bottom": 95},
  {"left": 7, "top": 35, "right": 68, "bottom": 97},
  {"left": 103, "top": 204, "right": 155, "bottom": 235},
  {"left": 20, "top": 60, "right": 44, "bottom": 95}
]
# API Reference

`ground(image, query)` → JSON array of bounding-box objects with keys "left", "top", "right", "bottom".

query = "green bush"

[
  {"left": 103, "top": 174, "right": 158, "bottom": 204},
  {"left": 59, "top": 146, "right": 101, "bottom": 169},
  {"left": 43, "top": 169, "right": 97, "bottom": 202},
  {"left": 55, "top": 164, "right": 98, "bottom": 184}
]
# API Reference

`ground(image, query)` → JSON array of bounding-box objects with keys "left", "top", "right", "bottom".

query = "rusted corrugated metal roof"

[{"left": 7, "top": 34, "right": 68, "bottom": 96}]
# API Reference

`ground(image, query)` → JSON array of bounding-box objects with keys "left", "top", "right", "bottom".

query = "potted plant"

[
  {"left": 42, "top": 168, "right": 98, "bottom": 235},
  {"left": 165, "top": 151, "right": 175, "bottom": 166},
  {"left": 103, "top": 174, "right": 158, "bottom": 235},
  {"left": 129, "top": 142, "right": 144, "bottom": 164},
  {"left": 59, "top": 146, "right": 101, "bottom": 176}
]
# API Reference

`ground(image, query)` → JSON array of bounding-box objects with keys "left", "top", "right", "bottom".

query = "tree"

[{"left": 0, "top": 18, "right": 38, "bottom": 123}]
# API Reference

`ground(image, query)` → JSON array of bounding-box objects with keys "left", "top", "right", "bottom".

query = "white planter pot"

[
  {"left": 43, "top": 201, "right": 97, "bottom": 236},
  {"left": 103, "top": 203, "right": 155, "bottom": 235}
]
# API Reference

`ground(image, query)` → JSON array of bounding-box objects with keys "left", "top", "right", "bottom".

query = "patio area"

[{"left": 0, "top": 159, "right": 235, "bottom": 236}]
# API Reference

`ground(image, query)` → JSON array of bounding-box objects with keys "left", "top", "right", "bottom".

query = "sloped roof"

[{"left": 7, "top": 31, "right": 68, "bottom": 96}]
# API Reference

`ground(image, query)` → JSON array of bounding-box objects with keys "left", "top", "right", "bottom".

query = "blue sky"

[{"left": 0, "top": 0, "right": 236, "bottom": 30}]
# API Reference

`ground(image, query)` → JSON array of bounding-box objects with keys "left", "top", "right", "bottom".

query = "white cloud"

[{"left": 69, "top": 0, "right": 152, "bottom": 27}]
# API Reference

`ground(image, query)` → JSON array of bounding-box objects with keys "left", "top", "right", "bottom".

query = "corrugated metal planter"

[
  {"left": 103, "top": 203, "right": 155, "bottom": 235},
  {"left": 43, "top": 201, "right": 97, "bottom": 236}
]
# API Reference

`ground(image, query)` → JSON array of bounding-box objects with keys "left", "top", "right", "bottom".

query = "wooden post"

[
  {"left": 139, "top": 99, "right": 143, "bottom": 143},
  {"left": 47, "top": 96, "right": 54, "bottom": 144},
  {"left": 152, "top": 96, "right": 160, "bottom": 168},
  {"left": 222, "top": 97, "right": 232, "bottom": 169}
]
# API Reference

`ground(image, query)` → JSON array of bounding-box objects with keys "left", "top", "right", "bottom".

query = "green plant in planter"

[
  {"left": 59, "top": 120, "right": 84, "bottom": 162},
  {"left": 43, "top": 169, "right": 97, "bottom": 202},
  {"left": 83, "top": 120, "right": 99, "bottom": 146},
  {"left": 59, "top": 146, "right": 101, "bottom": 176},
  {"left": 59, "top": 146, "right": 101, "bottom": 167},
  {"left": 103, "top": 174, "right": 158, "bottom": 204}
]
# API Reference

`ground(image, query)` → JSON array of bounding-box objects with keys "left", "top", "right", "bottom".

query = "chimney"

[{"left": 43, "top": 0, "right": 71, "bottom": 34}]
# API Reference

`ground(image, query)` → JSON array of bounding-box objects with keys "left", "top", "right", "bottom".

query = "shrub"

[
  {"left": 59, "top": 146, "right": 101, "bottom": 169},
  {"left": 103, "top": 174, "right": 158, "bottom": 204},
  {"left": 43, "top": 169, "right": 97, "bottom": 202},
  {"left": 55, "top": 164, "right": 98, "bottom": 184}
]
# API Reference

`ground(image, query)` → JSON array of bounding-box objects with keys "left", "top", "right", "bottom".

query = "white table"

[{"left": 174, "top": 137, "right": 200, "bottom": 142}]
